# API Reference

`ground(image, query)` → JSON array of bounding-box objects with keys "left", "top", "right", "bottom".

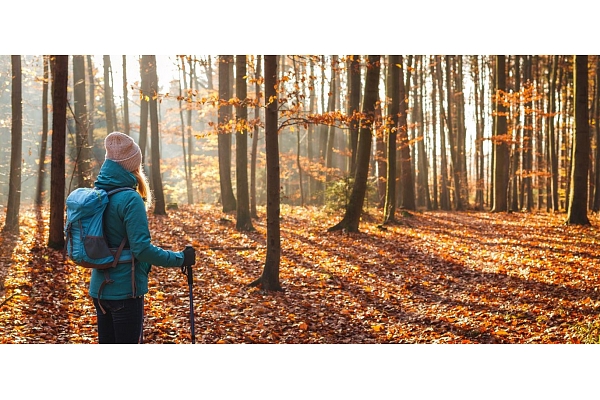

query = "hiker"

[{"left": 89, "top": 131, "right": 196, "bottom": 344}]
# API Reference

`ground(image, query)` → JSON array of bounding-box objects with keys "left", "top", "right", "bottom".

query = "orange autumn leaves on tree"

[{"left": 2, "top": 205, "right": 600, "bottom": 343}]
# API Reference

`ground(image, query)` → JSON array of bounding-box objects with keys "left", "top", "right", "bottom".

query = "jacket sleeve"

[{"left": 121, "top": 192, "right": 184, "bottom": 267}]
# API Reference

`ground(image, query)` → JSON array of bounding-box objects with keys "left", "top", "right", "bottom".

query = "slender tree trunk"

[
  {"left": 48, "top": 55, "right": 68, "bottom": 249},
  {"left": 103, "top": 55, "right": 115, "bottom": 133},
  {"left": 348, "top": 55, "right": 361, "bottom": 175},
  {"left": 436, "top": 56, "right": 451, "bottom": 210},
  {"left": 522, "top": 56, "right": 533, "bottom": 211},
  {"left": 249, "top": 55, "right": 282, "bottom": 291},
  {"left": 3, "top": 55, "right": 23, "bottom": 234},
  {"left": 593, "top": 56, "right": 600, "bottom": 212},
  {"left": 472, "top": 56, "right": 484, "bottom": 209},
  {"left": 566, "top": 55, "right": 591, "bottom": 225},
  {"left": 147, "top": 55, "right": 166, "bottom": 215},
  {"left": 306, "top": 57, "right": 317, "bottom": 203},
  {"left": 510, "top": 55, "right": 521, "bottom": 211},
  {"left": 492, "top": 55, "right": 510, "bottom": 212},
  {"left": 456, "top": 56, "right": 468, "bottom": 206},
  {"left": 326, "top": 55, "right": 338, "bottom": 185},
  {"left": 383, "top": 55, "right": 399, "bottom": 223},
  {"left": 235, "top": 55, "right": 254, "bottom": 231},
  {"left": 250, "top": 55, "right": 261, "bottom": 218},
  {"left": 187, "top": 56, "right": 195, "bottom": 203},
  {"left": 399, "top": 55, "right": 415, "bottom": 211},
  {"left": 417, "top": 56, "right": 431, "bottom": 210},
  {"left": 122, "top": 55, "right": 130, "bottom": 135},
  {"left": 292, "top": 56, "right": 305, "bottom": 207},
  {"left": 139, "top": 55, "right": 150, "bottom": 165},
  {"left": 218, "top": 55, "right": 237, "bottom": 212},
  {"left": 328, "top": 55, "right": 381, "bottom": 233},
  {"left": 86, "top": 55, "right": 95, "bottom": 145},
  {"left": 178, "top": 56, "right": 192, "bottom": 204},
  {"left": 35, "top": 55, "right": 50, "bottom": 207},
  {"left": 445, "top": 55, "right": 463, "bottom": 210},
  {"left": 430, "top": 56, "right": 439, "bottom": 210},
  {"left": 73, "top": 55, "right": 93, "bottom": 188}
]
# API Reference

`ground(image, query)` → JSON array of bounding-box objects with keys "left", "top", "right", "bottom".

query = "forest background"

[{"left": 2, "top": 1, "right": 599, "bottom": 399}]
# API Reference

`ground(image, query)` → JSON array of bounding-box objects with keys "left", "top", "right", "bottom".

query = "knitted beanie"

[{"left": 104, "top": 132, "right": 142, "bottom": 172}]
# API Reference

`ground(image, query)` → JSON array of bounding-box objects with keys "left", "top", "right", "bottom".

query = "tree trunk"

[
  {"left": 3, "top": 55, "right": 22, "bottom": 234},
  {"left": 250, "top": 55, "right": 261, "bottom": 218},
  {"left": 593, "top": 56, "right": 600, "bottom": 212},
  {"left": 235, "top": 55, "right": 254, "bottom": 231},
  {"left": 187, "top": 57, "right": 195, "bottom": 204},
  {"left": 348, "top": 55, "right": 361, "bottom": 175},
  {"left": 218, "top": 55, "right": 237, "bottom": 212},
  {"left": 416, "top": 56, "right": 431, "bottom": 210},
  {"left": 326, "top": 55, "right": 338, "bottom": 185},
  {"left": 48, "top": 55, "right": 68, "bottom": 249},
  {"left": 73, "top": 55, "right": 93, "bottom": 188},
  {"left": 445, "top": 55, "right": 463, "bottom": 210},
  {"left": 122, "top": 55, "right": 130, "bottom": 135},
  {"left": 492, "top": 55, "right": 510, "bottom": 212},
  {"left": 86, "top": 55, "right": 95, "bottom": 146},
  {"left": 178, "top": 56, "right": 193, "bottom": 205},
  {"left": 471, "top": 56, "right": 485, "bottom": 210},
  {"left": 103, "top": 55, "right": 115, "bottom": 133},
  {"left": 436, "top": 56, "right": 451, "bottom": 210},
  {"left": 147, "top": 55, "right": 166, "bottom": 215},
  {"left": 522, "top": 55, "right": 533, "bottom": 211},
  {"left": 399, "top": 55, "right": 415, "bottom": 211},
  {"left": 139, "top": 55, "right": 150, "bottom": 165},
  {"left": 430, "top": 56, "right": 439, "bottom": 210},
  {"left": 35, "top": 55, "right": 50, "bottom": 207},
  {"left": 566, "top": 55, "right": 591, "bottom": 225},
  {"left": 249, "top": 55, "right": 282, "bottom": 291},
  {"left": 383, "top": 55, "right": 399, "bottom": 224},
  {"left": 328, "top": 55, "right": 380, "bottom": 233},
  {"left": 509, "top": 55, "right": 521, "bottom": 211}
]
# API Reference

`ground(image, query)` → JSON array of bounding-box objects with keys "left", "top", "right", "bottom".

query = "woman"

[{"left": 89, "top": 131, "right": 195, "bottom": 344}]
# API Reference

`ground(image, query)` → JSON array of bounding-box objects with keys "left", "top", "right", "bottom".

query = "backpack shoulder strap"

[{"left": 106, "top": 187, "right": 136, "bottom": 196}]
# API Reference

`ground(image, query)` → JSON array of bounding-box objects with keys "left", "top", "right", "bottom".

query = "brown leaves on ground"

[{"left": 1, "top": 205, "right": 600, "bottom": 344}]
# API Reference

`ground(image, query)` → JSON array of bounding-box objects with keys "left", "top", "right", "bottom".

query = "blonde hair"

[{"left": 132, "top": 166, "right": 153, "bottom": 210}]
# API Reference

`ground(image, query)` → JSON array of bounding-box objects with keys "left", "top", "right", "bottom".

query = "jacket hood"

[{"left": 95, "top": 159, "right": 137, "bottom": 190}]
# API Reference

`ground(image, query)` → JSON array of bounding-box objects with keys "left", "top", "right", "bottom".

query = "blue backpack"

[{"left": 64, "top": 187, "right": 135, "bottom": 269}]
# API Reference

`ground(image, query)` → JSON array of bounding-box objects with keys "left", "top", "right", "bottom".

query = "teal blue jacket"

[{"left": 89, "top": 160, "right": 184, "bottom": 300}]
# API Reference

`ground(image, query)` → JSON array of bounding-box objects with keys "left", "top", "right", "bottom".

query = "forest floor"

[{"left": 2, "top": 203, "right": 600, "bottom": 344}]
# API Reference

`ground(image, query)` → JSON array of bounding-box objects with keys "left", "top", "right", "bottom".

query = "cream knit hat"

[{"left": 104, "top": 132, "right": 142, "bottom": 172}]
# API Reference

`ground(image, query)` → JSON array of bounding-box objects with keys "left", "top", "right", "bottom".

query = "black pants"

[{"left": 93, "top": 297, "right": 144, "bottom": 344}]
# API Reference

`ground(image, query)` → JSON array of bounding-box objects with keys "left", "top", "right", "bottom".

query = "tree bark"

[
  {"left": 103, "top": 55, "right": 115, "bottom": 133},
  {"left": 492, "top": 55, "right": 509, "bottom": 212},
  {"left": 249, "top": 55, "right": 282, "bottom": 291},
  {"left": 139, "top": 55, "right": 150, "bottom": 165},
  {"left": 48, "top": 55, "right": 68, "bottom": 249},
  {"left": 147, "top": 55, "right": 166, "bottom": 215},
  {"left": 34, "top": 55, "right": 50, "bottom": 207},
  {"left": 566, "top": 55, "right": 591, "bottom": 225},
  {"left": 122, "top": 55, "right": 130, "bottom": 135},
  {"left": 218, "top": 55, "right": 237, "bottom": 212},
  {"left": 250, "top": 55, "right": 261, "bottom": 218},
  {"left": 399, "top": 55, "right": 415, "bottom": 211},
  {"left": 3, "top": 55, "right": 22, "bottom": 234},
  {"left": 235, "top": 55, "right": 254, "bottom": 231},
  {"left": 435, "top": 56, "right": 451, "bottom": 210},
  {"left": 73, "top": 55, "right": 93, "bottom": 188},
  {"left": 348, "top": 55, "right": 361, "bottom": 175},
  {"left": 328, "top": 55, "right": 380, "bottom": 233},
  {"left": 383, "top": 55, "right": 399, "bottom": 224}
]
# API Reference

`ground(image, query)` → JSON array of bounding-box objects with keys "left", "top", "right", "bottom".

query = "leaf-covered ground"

[{"left": 2, "top": 204, "right": 600, "bottom": 344}]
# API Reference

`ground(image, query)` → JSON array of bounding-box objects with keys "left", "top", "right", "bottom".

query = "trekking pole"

[{"left": 181, "top": 245, "right": 195, "bottom": 344}]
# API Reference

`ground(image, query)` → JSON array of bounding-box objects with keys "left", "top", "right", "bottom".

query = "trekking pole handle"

[{"left": 182, "top": 245, "right": 194, "bottom": 286}]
